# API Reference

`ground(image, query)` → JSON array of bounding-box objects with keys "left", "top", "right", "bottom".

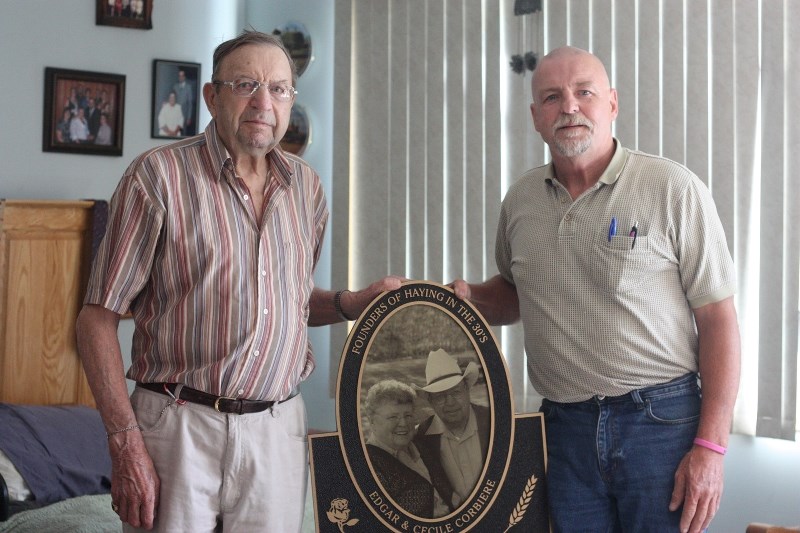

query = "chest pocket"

[{"left": 589, "top": 234, "right": 659, "bottom": 295}]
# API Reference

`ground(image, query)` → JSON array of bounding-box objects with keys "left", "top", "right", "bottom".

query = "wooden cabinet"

[{"left": 0, "top": 200, "right": 97, "bottom": 406}]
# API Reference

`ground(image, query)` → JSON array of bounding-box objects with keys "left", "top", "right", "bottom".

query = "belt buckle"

[{"left": 214, "top": 396, "right": 237, "bottom": 412}]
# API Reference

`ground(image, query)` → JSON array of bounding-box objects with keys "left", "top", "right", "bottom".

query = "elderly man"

[
  {"left": 413, "top": 349, "right": 490, "bottom": 511},
  {"left": 452, "top": 46, "right": 740, "bottom": 533},
  {"left": 76, "top": 30, "right": 400, "bottom": 532}
]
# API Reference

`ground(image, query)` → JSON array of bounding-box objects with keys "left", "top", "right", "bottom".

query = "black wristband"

[{"left": 334, "top": 290, "right": 350, "bottom": 321}]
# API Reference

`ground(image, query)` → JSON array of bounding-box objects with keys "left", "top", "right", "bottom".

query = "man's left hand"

[
  {"left": 341, "top": 275, "right": 405, "bottom": 319},
  {"left": 669, "top": 446, "right": 724, "bottom": 533}
]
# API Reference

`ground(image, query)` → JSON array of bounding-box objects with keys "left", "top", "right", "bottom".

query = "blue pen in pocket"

[{"left": 608, "top": 217, "right": 617, "bottom": 242}]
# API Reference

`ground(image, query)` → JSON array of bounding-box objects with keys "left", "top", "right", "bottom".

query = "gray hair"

[
  {"left": 364, "top": 380, "right": 417, "bottom": 419},
  {"left": 211, "top": 29, "right": 297, "bottom": 86}
]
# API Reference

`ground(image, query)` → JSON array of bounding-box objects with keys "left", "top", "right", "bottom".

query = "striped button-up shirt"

[{"left": 85, "top": 120, "right": 328, "bottom": 401}]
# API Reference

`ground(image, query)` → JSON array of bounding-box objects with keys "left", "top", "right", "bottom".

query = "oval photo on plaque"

[
  {"left": 306, "top": 281, "right": 550, "bottom": 532},
  {"left": 337, "top": 281, "right": 513, "bottom": 528}
]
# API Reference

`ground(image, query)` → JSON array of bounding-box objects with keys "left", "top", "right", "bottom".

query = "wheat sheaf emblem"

[{"left": 502, "top": 474, "right": 538, "bottom": 532}]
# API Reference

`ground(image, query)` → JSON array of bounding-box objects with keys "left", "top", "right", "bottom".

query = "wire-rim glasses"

[{"left": 213, "top": 77, "right": 297, "bottom": 102}]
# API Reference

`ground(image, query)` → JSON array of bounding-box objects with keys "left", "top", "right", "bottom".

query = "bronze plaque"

[{"left": 310, "top": 281, "right": 549, "bottom": 532}]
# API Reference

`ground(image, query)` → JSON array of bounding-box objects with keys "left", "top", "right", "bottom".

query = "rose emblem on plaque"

[{"left": 327, "top": 498, "right": 359, "bottom": 531}]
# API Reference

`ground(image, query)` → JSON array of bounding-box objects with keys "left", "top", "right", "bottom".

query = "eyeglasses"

[
  {"left": 429, "top": 385, "right": 467, "bottom": 405},
  {"left": 212, "top": 77, "right": 297, "bottom": 102}
]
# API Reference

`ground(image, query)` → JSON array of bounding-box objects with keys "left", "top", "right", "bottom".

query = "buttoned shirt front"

[{"left": 84, "top": 120, "right": 328, "bottom": 401}]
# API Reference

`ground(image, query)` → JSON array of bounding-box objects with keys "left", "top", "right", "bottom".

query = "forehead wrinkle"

[{"left": 217, "top": 45, "right": 292, "bottom": 83}]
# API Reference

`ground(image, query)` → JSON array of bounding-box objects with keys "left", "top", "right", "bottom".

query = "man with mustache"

[
  {"left": 452, "top": 46, "right": 740, "bottom": 533},
  {"left": 77, "top": 30, "right": 400, "bottom": 532}
]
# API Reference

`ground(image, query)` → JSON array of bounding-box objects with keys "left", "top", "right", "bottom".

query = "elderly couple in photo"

[{"left": 364, "top": 349, "right": 490, "bottom": 519}]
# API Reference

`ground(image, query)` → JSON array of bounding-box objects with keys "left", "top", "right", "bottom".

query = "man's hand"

[
  {"left": 108, "top": 432, "right": 160, "bottom": 530},
  {"left": 308, "top": 276, "right": 406, "bottom": 326},
  {"left": 340, "top": 275, "right": 406, "bottom": 319},
  {"left": 449, "top": 279, "right": 472, "bottom": 301},
  {"left": 446, "top": 275, "right": 519, "bottom": 326},
  {"left": 669, "top": 446, "right": 724, "bottom": 533}
]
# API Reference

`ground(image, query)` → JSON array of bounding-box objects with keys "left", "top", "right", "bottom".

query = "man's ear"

[
  {"left": 202, "top": 82, "right": 217, "bottom": 119},
  {"left": 530, "top": 102, "right": 542, "bottom": 134},
  {"left": 609, "top": 88, "right": 619, "bottom": 121}
]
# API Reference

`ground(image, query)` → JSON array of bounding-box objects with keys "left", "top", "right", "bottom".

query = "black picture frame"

[
  {"left": 96, "top": 0, "right": 153, "bottom": 30},
  {"left": 43, "top": 67, "right": 125, "bottom": 157},
  {"left": 151, "top": 60, "right": 201, "bottom": 139}
]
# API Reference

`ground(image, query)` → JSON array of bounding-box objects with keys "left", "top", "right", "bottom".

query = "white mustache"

[
  {"left": 243, "top": 114, "right": 275, "bottom": 126},
  {"left": 554, "top": 115, "right": 593, "bottom": 129}
]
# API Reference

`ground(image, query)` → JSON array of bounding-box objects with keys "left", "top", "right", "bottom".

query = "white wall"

[
  {"left": 717, "top": 434, "right": 800, "bottom": 531},
  {"left": 2, "top": 1, "right": 798, "bottom": 529}
]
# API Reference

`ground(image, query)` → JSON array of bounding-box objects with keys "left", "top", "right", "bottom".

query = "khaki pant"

[{"left": 124, "top": 386, "right": 309, "bottom": 532}]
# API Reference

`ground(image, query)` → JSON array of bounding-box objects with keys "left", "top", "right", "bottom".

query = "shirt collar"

[
  {"left": 543, "top": 137, "right": 628, "bottom": 187},
  {"left": 203, "top": 119, "right": 294, "bottom": 188},
  {"left": 597, "top": 138, "right": 628, "bottom": 185}
]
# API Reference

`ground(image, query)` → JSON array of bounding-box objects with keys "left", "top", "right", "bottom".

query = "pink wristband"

[{"left": 693, "top": 437, "right": 727, "bottom": 455}]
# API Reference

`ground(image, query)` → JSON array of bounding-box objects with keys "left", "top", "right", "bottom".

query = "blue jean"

[{"left": 541, "top": 373, "right": 701, "bottom": 533}]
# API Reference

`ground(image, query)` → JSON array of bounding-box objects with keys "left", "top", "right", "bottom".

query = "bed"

[{"left": 0, "top": 199, "right": 120, "bottom": 532}]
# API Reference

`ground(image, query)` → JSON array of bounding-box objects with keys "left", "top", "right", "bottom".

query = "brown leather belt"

[{"left": 137, "top": 382, "right": 296, "bottom": 415}]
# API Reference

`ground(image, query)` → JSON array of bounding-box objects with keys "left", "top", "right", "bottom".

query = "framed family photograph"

[
  {"left": 42, "top": 67, "right": 125, "bottom": 156},
  {"left": 96, "top": 0, "right": 153, "bottom": 30},
  {"left": 151, "top": 60, "right": 201, "bottom": 139}
]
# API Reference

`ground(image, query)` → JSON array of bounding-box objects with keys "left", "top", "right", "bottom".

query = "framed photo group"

[
  {"left": 95, "top": 0, "right": 153, "bottom": 30},
  {"left": 42, "top": 67, "right": 126, "bottom": 156}
]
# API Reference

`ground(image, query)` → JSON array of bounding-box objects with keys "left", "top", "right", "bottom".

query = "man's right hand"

[
  {"left": 446, "top": 275, "right": 520, "bottom": 326},
  {"left": 108, "top": 431, "right": 160, "bottom": 530},
  {"left": 449, "top": 279, "right": 472, "bottom": 301}
]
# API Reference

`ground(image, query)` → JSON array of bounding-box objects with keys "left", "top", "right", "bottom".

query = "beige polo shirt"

[{"left": 496, "top": 140, "right": 736, "bottom": 402}]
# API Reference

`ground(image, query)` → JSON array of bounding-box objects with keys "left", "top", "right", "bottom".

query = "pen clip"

[{"left": 629, "top": 221, "right": 638, "bottom": 249}]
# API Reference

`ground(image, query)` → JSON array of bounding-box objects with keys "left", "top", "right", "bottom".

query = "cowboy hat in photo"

[{"left": 415, "top": 348, "right": 481, "bottom": 394}]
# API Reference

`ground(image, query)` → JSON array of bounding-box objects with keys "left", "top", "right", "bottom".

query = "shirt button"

[
  {"left": 261, "top": 270, "right": 267, "bottom": 276},
  {"left": 243, "top": 194, "right": 250, "bottom": 200},
  {"left": 254, "top": 350, "right": 260, "bottom": 356},
  {"left": 238, "top": 389, "right": 245, "bottom": 395},
  {"left": 263, "top": 308, "right": 269, "bottom": 315},
  {"left": 564, "top": 214, "right": 573, "bottom": 221}
]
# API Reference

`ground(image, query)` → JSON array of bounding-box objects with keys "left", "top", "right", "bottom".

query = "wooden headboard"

[{"left": 0, "top": 200, "right": 99, "bottom": 407}]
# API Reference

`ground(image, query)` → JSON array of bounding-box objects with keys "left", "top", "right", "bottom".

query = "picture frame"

[
  {"left": 280, "top": 104, "right": 311, "bottom": 156},
  {"left": 273, "top": 21, "right": 313, "bottom": 77},
  {"left": 151, "top": 60, "right": 201, "bottom": 139},
  {"left": 95, "top": 0, "right": 153, "bottom": 30},
  {"left": 310, "top": 281, "right": 550, "bottom": 532},
  {"left": 42, "top": 67, "right": 125, "bottom": 157}
]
